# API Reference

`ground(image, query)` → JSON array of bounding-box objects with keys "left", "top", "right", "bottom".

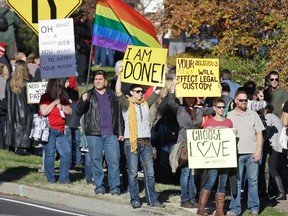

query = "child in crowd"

[{"left": 65, "top": 89, "right": 82, "bottom": 167}]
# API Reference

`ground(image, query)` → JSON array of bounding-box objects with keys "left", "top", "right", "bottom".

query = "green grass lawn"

[{"left": 0, "top": 150, "right": 287, "bottom": 215}]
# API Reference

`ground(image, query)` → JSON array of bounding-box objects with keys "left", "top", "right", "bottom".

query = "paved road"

[
  {"left": 0, "top": 182, "right": 167, "bottom": 216},
  {"left": 0, "top": 195, "right": 94, "bottom": 216}
]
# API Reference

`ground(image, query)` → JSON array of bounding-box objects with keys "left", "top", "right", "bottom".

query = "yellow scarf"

[{"left": 128, "top": 97, "right": 149, "bottom": 152}]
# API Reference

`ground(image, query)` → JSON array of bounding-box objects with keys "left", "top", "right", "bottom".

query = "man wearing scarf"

[{"left": 115, "top": 74, "right": 164, "bottom": 209}]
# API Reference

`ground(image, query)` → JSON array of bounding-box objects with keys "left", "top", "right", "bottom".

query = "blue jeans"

[
  {"left": 65, "top": 127, "right": 81, "bottom": 165},
  {"left": 124, "top": 139, "right": 159, "bottom": 205},
  {"left": 44, "top": 128, "right": 71, "bottom": 183},
  {"left": 87, "top": 135, "right": 120, "bottom": 192},
  {"left": 180, "top": 167, "right": 196, "bottom": 202},
  {"left": 229, "top": 154, "right": 259, "bottom": 215},
  {"left": 202, "top": 169, "right": 229, "bottom": 193},
  {"left": 94, "top": 46, "right": 114, "bottom": 67},
  {"left": 84, "top": 152, "right": 93, "bottom": 184}
]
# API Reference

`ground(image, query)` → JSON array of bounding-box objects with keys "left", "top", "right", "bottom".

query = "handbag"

[
  {"left": 279, "top": 127, "right": 288, "bottom": 150},
  {"left": 178, "top": 140, "right": 188, "bottom": 167},
  {"left": 29, "top": 114, "right": 50, "bottom": 142}
]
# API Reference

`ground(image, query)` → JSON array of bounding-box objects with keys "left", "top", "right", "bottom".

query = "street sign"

[{"left": 6, "top": 0, "right": 82, "bottom": 34}]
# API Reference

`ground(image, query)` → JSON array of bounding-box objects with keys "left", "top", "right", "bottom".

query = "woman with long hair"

[
  {"left": 168, "top": 78, "right": 214, "bottom": 209},
  {"left": 150, "top": 73, "right": 180, "bottom": 183},
  {"left": 0, "top": 63, "right": 9, "bottom": 149},
  {"left": 6, "top": 60, "right": 33, "bottom": 154},
  {"left": 40, "top": 79, "right": 72, "bottom": 183}
]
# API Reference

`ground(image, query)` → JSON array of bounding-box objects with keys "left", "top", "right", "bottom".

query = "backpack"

[
  {"left": 0, "top": 10, "right": 9, "bottom": 32},
  {"left": 223, "top": 99, "right": 234, "bottom": 117}
]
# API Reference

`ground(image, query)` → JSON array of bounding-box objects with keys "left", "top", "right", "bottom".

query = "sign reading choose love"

[{"left": 187, "top": 128, "right": 237, "bottom": 169}]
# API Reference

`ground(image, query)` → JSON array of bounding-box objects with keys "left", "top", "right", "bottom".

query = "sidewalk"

[
  {"left": 1, "top": 181, "right": 288, "bottom": 215},
  {"left": 0, "top": 181, "right": 170, "bottom": 216}
]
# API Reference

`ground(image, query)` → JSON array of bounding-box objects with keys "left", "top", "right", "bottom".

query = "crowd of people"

[
  {"left": 1, "top": 50, "right": 288, "bottom": 214},
  {"left": 1, "top": 2, "right": 288, "bottom": 215}
]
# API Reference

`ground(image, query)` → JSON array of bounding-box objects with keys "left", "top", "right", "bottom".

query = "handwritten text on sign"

[
  {"left": 39, "top": 18, "right": 76, "bottom": 79},
  {"left": 176, "top": 58, "right": 221, "bottom": 97},
  {"left": 122, "top": 45, "right": 168, "bottom": 87},
  {"left": 26, "top": 82, "right": 48, "bottom": 104},
  {"left": 187, "top": 128, "right": 237, "bottom": 169}
]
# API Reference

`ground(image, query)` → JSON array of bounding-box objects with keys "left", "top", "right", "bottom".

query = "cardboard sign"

[
  {"left": 39, "top": 18, "right": 76, "bottom": 79},
  {"left": 187, "top": 128, "right": 237, "bottom": 169},
  {"left": 27, "top": 82, "right": 48, "bottom": 104},
  {"left": 176, "top": 58, "right": 221, "bottom": 97},
  {"left": 122, "top": 45, "right": 168, "bottom": 87}
]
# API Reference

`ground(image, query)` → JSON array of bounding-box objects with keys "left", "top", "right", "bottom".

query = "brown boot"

[
  {"left": 197, "top": 189, "right": 210, "bottom": 216},
  {"left": 214, "top": 192, "right": 225, "bottom": 216}
]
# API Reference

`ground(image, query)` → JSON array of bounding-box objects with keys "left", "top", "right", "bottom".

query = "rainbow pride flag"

[{"left": 92, "top": 0, "right": 161, "bottom": 52}]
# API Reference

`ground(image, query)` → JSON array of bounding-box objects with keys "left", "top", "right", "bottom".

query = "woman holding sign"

[
  {"left": 40, "top": 79, "right": 72, "bottom": 183},
  {"left": 168, "top": 78, "right": 214, "bottom": 209},
  {"left": 197, "top": 98, "right": 234, "bottom": 216}
]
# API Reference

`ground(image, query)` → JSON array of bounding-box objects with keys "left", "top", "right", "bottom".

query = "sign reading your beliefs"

[
  {"left": 122, "top": 45, "right": 168, "bottom": 87},
  {"left": 186, "top": 128, "right": 237, "bottom": 169},
  {"left": 176, "top": 58, "right": 221, "bottom": 97}
]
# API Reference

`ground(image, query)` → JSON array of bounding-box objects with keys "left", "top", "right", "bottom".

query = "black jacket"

[
  {"left": 5, "top": 79, "right": 34, "bottom": 148},
  {"left": 77, "top": 87, "right": 124, "bottom": 136}
]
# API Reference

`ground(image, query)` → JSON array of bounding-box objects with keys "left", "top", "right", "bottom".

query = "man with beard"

[
  {"left": 264, "top": 71, "right": 288, "bottom": 118},
  {"left": 226, "top": 88, "right": 265, "bottom": 216}
]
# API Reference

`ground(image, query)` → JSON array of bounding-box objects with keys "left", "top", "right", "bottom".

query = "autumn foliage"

[{"left": 159, "top": 0, "right": 288, "bottom": 86}]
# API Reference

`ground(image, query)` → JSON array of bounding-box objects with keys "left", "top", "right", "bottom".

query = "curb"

[{"left": 0, "top": 181, "right": 170, "bottom": 216}]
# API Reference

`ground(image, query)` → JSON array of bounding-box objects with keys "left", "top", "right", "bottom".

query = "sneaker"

[
  {"left": 180, "top": 200, "right": 194, "bottom": 208},
  {"left": 131, "top": 201, "right": 141, "bottom": 209},
  {"left": 151, "top": 201, "right": 165, "bottom": 208},
  {"left": 190, "top": 201, "right": 199, "bottom": 208},
  {"left": 110, "top": 189, "right": 121, "bottom": 195},
  {"left": 81, "top": 147, "right": 89, "bottom": 153},
  {"left": 94, "top": 187, "right": 105, "bottom": 195},
  {"left": 250, "top": 211, "right": 258, "bottom": 216},
  {"left": 227, "top": 211, "right": 238, "bottom": 216}
]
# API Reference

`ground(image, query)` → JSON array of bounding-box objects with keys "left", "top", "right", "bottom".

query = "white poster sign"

[
  {"left": 187, "top": 128, "right": 237, "bottom": 169},
  {"left": 26, "top": 82, "right": 48, "bottom": 104},
  {"left": 39, "top": 18, "right": 76, "bottom": 79}
]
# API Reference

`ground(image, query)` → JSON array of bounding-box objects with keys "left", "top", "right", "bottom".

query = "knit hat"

[{"left": 0, "top": 42, "right": 5, "bottom": 54}]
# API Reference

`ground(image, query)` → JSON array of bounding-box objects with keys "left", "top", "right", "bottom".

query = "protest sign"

[
  {"left": 176, "top": 58, "right": 221, "bottom": 97},
  {"left": 39, "top": 18, "right": 76, "bottom": 79},
  {"left": 122, "top": 45, "right": 168, "bottom": 87},
  {"left": 187, "top": 128, "right": 237, "bottom": 169},
  {"left": 27, "top": 82, "right": 48, "bottom": 104}
]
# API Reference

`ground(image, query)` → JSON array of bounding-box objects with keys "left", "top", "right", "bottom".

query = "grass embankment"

[{"left": 0, "top": 150, "right": 287, "bottom": 216}]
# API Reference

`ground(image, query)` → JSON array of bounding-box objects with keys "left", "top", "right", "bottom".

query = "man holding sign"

[
  {"left": 115, "top": 73, "right": 164, "bottom": 209},
  {"left": 227, "top": 88, "right": 265, "bottom": 216}
]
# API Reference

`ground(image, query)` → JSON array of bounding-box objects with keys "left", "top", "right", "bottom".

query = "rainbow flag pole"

[
  {"left": 92, "top": 0, "right": 161, "bottom": 52},
  {"left": 85, "top": 0, "right": 161, "bottom": 90}
]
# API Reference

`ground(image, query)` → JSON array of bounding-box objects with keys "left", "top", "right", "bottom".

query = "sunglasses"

[
  {"left": 216, "top": 106, "right": 226, "bottom": 109},
  {"left": 133, "top": 90, "right": 144, "bottom": 94},
  {"left": 270, "top": 78, "right": 279, "bottom": 82},
  {"left": 238, "top": 99, "right": 248, "bottom": 102}
]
